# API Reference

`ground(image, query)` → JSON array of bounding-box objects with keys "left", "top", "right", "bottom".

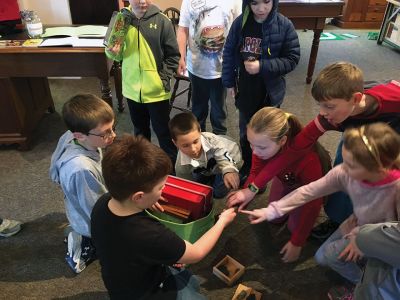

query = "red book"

[{"left": 162, "top": 176, "right": 213, "bottom": 220}]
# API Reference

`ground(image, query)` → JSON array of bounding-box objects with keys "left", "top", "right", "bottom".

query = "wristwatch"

[{"left": 247, "top": 182, "right": 259, "bottom": 194}]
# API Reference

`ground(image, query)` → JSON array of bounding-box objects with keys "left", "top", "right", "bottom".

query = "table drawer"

[
  {"left": 368, "top": 5, "right": 387, "bottom": 13},
  {"left": 368, "top": 0, "right": 387, "bottom": 6},
  {"left": 365, "top": 12, "right": 384, "bottom": 21}
]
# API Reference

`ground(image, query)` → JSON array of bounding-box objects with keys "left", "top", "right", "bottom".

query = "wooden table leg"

[
  {"left": 306, "top": 29, "right": 322, "bottom": 84},
  {"left": 112, "top": 62, "right": 125, "bottom": 112},
  {"left": 100, "top": 78, "right": 113, "bottom": 107}
]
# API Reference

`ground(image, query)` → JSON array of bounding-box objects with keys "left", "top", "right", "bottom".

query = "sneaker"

[
  {"left": 328, "top": 283, "right": 355, "bottom": 300},
  {"left": 311, "top": 219, "right": 339, "bottom": 240},
  {"left": 0, "top": 219, "right": 22, "bottom": 237},
  {"left": 65, "top": 231, "right": 96, "bottom": 274}
]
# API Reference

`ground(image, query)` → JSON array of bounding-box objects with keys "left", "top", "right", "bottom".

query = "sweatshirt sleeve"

[
  {"left": 289, "top": 155, "right": 324, "bottom": 247},
  {"left": 356, "top": 222, "right": 400, "bottom": 268},
  {"left": 260, "top": 19, "right": 300, "bottom": 79},
  {"left": 267, "top": 166, "right": 344, "bottom": 220},
  {"left": 161, "top": 15, "right": 180, "bottom": 75},
  {"left": 72, "top": 170, "right": 107, "bottom": 220},
  {"left": 252, "top": 120, "right": 325, "bottom": 188}
]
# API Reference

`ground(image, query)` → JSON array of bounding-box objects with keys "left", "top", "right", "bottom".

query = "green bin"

[{"left": 146, "top": 204, "right": 215, "bottom": 243}]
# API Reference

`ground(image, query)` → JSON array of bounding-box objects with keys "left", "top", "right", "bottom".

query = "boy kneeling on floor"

[{"left": 91, "top": 135, "right": 237, "bottom": 299}]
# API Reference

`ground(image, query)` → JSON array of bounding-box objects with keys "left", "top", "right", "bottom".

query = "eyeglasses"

[{"left": 87, "top": 124, "right": 116, "bottom": 140}]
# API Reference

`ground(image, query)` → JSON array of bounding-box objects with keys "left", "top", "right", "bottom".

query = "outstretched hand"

[
  {"left": 240, "top": 208, "right": 268, "bottom": 224},
  {"left": 226, "top": 188, "right": 254, "bottom": 210},
  {"left": 223, "top": 172, "right": 240, "bottom": 190}
]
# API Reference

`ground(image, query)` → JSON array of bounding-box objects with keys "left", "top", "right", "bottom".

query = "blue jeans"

[
  {"left": 314, "top": 227, "right": 362, "bottom": 283},
  {"left": 188, "top": 72, "right": 227, "bottom": 135},
  {"left": 325, "top": 138, "right": 354, "bottom": 223},
  {"left": 192, "top": 172, "right": 228, "bottom": 198},
  {"left": 239, "top": 111, "right": 253, "bottom": 176},
  {"left": 167, "top": 267, "right": 206, "bottom": 300},
  {"left": 127, "top": 99, "right": 177, "bottom": 165}
]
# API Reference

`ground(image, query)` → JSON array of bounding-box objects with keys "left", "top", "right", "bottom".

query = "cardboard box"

[
  {"left": 232, "top": 284, "right": 262, "bottom": 300},
  {"left": 213, "top": 255, "right": 245, "bottom": 286}
]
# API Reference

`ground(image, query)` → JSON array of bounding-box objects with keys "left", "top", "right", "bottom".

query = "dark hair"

[
  {"left": 168, "top": 112, "right": 201, "bottom": 140},
  {"left": 343, "top": 123, "right": 400, "bottom": 172},
  {"left": 311, "top": 61, "right": 364, "bottom": 102},
  {"left": 102, "top": 135, "right": 172, "bottom": 201},
  {"left": 62, "top": 94, "right": 114, "bottom": 133}
]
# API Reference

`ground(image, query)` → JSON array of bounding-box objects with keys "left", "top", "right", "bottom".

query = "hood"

[
  {"left": 49, "top": 131, "right": 100, "bottom": 184},
  {"left": 242, "top": 0, "right": 278, "bottom": 26},
  {"left": 125, "top": 4, "right": 161, "bottom": 22}
]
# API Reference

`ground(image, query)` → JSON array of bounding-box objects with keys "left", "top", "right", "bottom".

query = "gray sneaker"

[{"left": 0, "top": 219, "right": 22, "bottom": 237}]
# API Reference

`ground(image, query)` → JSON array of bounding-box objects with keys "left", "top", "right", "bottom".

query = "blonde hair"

[
  {"left": 312, "top": 61, "right": 364, "bottom": 102},
  {"left": 248, "top": 107, "right": 332, "bottom": 174},
  {"left": 343, "top": 123, "right": 400, "bottom": 172}
]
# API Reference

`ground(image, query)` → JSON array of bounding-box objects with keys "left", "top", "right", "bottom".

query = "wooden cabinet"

[
  {"left": 0, "top": 77, "right": 54, "bottom": 149},
  {"left": 378, "top": 0, "right": 400, "bottom": 49},
  {"left": 332, "top": 0, "right": 387, "bottom": 28}
]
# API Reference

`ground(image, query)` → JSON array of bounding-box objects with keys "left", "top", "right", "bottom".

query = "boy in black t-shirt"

[{"left": 91, "top": 135, "right": 236, "bottom": 299}]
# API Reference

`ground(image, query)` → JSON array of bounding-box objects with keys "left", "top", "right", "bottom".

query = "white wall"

[{"left": 18, "top": 0, "right": 72, "bottom": 24}]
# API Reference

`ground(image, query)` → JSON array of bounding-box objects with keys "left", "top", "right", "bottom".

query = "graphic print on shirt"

[
  {"left": 240, "top": 36, "right": 262, "bottom": 62},
  {"left": 194, "top": 6, "right": 226, "bottom": 55}
]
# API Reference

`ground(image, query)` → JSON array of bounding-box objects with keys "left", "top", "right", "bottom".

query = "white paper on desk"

[{"left": 40, "top": 37, "right": 105, "bottom": 47}]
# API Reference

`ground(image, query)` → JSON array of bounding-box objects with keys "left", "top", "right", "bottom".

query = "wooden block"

[
  {"left": 232, "top": 284, "right": 262, "bottom": 300},
  {"left": 213, "top": 255, "right": 245, "bottom": 286}
]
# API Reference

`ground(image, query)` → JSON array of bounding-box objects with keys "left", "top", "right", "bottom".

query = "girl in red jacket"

[{"left": 227, "top": 107, "right": 331, "bottom": 262}]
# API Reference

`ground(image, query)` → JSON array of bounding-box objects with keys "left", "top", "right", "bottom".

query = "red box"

[{"left": 162, "top": 176, "right": 213, "bottom": 220}]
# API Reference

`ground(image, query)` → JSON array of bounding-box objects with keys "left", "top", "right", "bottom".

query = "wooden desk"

[
  {"left": 0, "top": 36, "right": 123, "bottom": 148},
  {"left": 279, "top": 0, "right": 344, "bottom": 83}
]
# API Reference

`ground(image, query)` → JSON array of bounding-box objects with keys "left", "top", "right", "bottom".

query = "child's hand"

[
  {"left": 217, "top": 207, "right": 237, "bottom": 227},
  {"left": 338, "top": 234, "right": 363, "bottom": 262},
  {"left": 244, "top": 60, "right": 260, "bottom": 75},
  {"left": 280, "top": 241, "right": 302, "bottom": 263},
  {"left": 240, "top": 208, "right": 268, "bottom": 224},
  {"left": 223, "top": 172, "right": 240, "bottom": 190},
  {"left": 150, "top": 201, "right": 164, "bottom": 212},
  {"left": 227, "top": 87, "right": 236, "bottom": 98},
  {"left": 108, "top": 43, "right": 121, "bottom": 55},
  {"left": 226, "top": 188, "right": 255, "bottom": 210},
  {"left": 177, "top": 57, "right": 186, "bottom": 76}
]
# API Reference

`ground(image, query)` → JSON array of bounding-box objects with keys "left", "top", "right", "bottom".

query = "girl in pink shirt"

[{"left": 242, "top": 123, "right": 400, "bottom": 287}]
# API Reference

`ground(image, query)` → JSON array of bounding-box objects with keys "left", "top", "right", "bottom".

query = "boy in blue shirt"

[{"left": 50, "top": 94, "right": 116, "bottom": 273}]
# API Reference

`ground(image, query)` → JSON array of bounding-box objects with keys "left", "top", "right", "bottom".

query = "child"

[
  {"left": 177, "top": 0, "right": 241, "bottom": 135},
  {"left": 91, "top": 135, "right": 236, "bottom": 299},
  {"left": 241, "top": 123, "right": 400, "bottom": 295},
  {"left": 49, "top": 94, "right": 116, "bottom": 274},
  {"left": 106, "top": 0, "right": 180, "bottom": 165},
  {"left": 227, "top": 107, "right": 331, "bottom": 262},
  {"left": 222, "top": 0, "right": 300, "bottom": 175},
  {"left": 169, "top": 112, "right": 243, "bottom": 198},
  {"left": 0, "top": 218, "right": 21, "bottom": 237},
  {"left": 349, "top": 222, "right": 400, "bottom": 299},
  {"left": 233, "top": 61, "right": 400, "bottom": 239}
]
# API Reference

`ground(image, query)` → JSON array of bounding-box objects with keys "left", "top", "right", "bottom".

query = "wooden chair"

[{"left": 163, "top": 7, "right": 192, "bottom": 113}]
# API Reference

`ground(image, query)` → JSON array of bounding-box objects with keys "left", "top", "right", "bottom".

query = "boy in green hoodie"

[{"left": 106, "top": 0, "right": 180, "bottom": 165}]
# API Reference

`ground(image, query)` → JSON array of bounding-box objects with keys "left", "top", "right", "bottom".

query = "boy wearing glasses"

[{"left": 50, "top": 94, "right": 116, "bottom": 274}]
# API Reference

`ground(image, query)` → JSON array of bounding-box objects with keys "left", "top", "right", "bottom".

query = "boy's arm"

[
  {"left": 161, "top": 16, "right": 180, "bottom": 74},
  {"left": 356, "top": 222, "right": 400, "bottom": 268},
  {"left": 259, "top": 19, "right": 300, "bottom": 79},
  {"left": 222, "top": 18, "right": 240, "bottom": 89},
  {"left": 212, "top": 136, "right": 242, "bottom": 175},
  {"left": 73, "top": 171, "right": 107, "bottom": 220},
  {"left": 178, "top": 208, "right": 236, "bottom": 264},
  {"left": 176, "top": 0, "right": 190, "bottom": 75}
]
